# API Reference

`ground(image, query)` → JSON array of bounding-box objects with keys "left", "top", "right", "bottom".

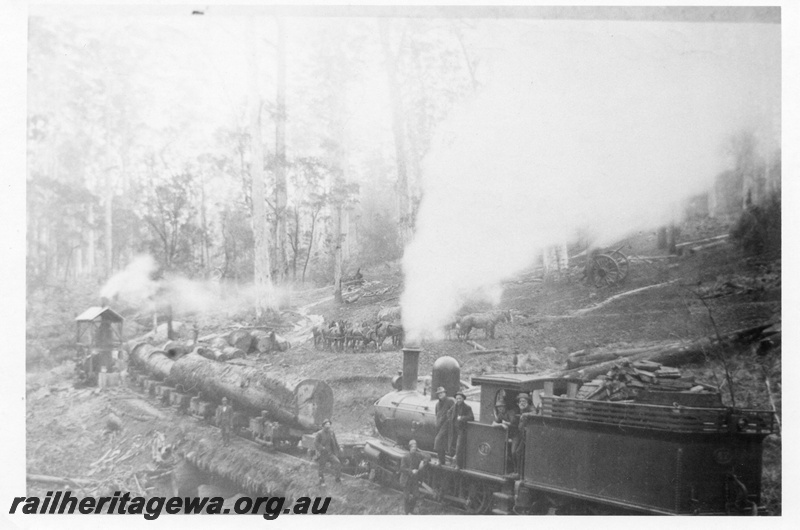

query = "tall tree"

[
  {"left": 248, "top": 18, "right": 273, "bottom": 317},
  {"left": 378, "top": 18, "right": 412, "bottom": 247},
  {"left": 273, "top": 17, "right": 290, "bottom": 284}
]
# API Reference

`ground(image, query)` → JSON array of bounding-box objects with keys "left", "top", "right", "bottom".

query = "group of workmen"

[{"left": 434, "top": 386, "right": 534, "bottom": 478}]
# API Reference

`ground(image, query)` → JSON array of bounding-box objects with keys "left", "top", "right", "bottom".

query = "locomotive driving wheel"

[{"left": 464, "top": 482, "right": 493, "bottom": 514}]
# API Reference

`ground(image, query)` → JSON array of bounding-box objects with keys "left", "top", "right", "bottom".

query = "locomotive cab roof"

[{"left": 471, "top": 373, "right": 583, "bottom": 393}]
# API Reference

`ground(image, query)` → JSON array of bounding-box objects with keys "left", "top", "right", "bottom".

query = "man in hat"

[
  {"left": 492, "top": 401, "right": 518, "bottom": 473},
  {"left": 400, "top": 439, "right": 429, "bottom": 514},
  {"left": 433, "top": 387, "right": 455, "bottom": 465},
  {"left": 448, "top": 390, "right": 475, "bottom": 469},
  {"left": 314, "top": 419, "right": 342, "bottom": 485},
  {"left": 215, "top": 397, "right": 234, "bottom": 446},
  {"left": 509, "top": 393, "right": 535, "bottom": 477}
]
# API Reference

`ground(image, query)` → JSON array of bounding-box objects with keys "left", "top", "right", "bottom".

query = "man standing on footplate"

[{"left": 433, "top": 386, "right": 455, "bottom": 465}]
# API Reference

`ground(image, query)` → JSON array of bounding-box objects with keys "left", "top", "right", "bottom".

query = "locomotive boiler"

[
  {"left": 364, "top": 346, "right": 775, "bottom": 515},
  {"left": 372, "top": 348, "right": 479, "bottom": 451}
]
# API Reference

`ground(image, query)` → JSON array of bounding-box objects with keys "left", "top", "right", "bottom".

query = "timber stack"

[{"left": 574, "top": 359, "right": 721, "bottom": 406}]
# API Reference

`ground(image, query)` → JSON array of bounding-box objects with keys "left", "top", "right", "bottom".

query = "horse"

[
  {"left": 323, "top": 320, "right": 347, "bottom": 351},
  {"left": 457, "top": 310, "right": 513, "bottom": 340},
  {"left": 377, "top": 305, "right": 402, "bottom": 322},
  {"left": 375, "top": 321, "right": 404, "bottom": 351},
  {"left": 344, "top": 321, "right": 371, "bottom": 352},
  {"left": 311, "top": 324, "right": 325, "bottom": 350}
]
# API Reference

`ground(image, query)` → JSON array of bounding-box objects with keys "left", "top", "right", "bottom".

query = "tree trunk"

[
  {"left": 301, "top": 211, "right": 317, "bottom": 284},
  {"left": 379, "top": 18, "right": 411, "bottom": 248},
  {"left": 104, "top": 167, "right": 113, "bottom": 276},
  {"left": 131, "top": 346, "right": 332, "bottom": 432},
  {"left": 169, "top": 353, "right": 330, "bottom": 431},
  {"left": 274, "top": 16, "right": 289, "bottom": 286},
  {"left": 333, "top": 203, "right": 344, "bottom": 304},
  {"left": 248, "top": 18, "right": 273, "bottom": 318}
]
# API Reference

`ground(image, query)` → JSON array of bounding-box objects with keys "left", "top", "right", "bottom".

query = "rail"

[{"left": 539, "top": 396, "right": 774, "bottom": 435}]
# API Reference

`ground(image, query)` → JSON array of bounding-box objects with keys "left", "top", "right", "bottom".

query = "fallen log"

[
  {"left": 466, "top": 348, "right": 508, "bottom": 355},
  {"left": 563, "top": 323, "right": 774, "bottom": 380},
  {"left": 467, "top": 340, "right": 486, "bottom": 351},
  {"left": 675, "top": 233, "right": 728, "bottom": 249},
  {"left": 227, "top": 330, "right": 254, "bottom": 352},
  {"left": 572, "top": 280, "right": 680, "bottom": 316},
  {"left": 28, "top": 474, "right": 98, "bottom": 487},
  {"left": 567, "top": 342, "right": 682, "bottom": 369}
]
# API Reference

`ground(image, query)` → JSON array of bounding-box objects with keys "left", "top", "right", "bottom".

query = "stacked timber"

[{"left": 575, "top": 360, "right": 721, "bottom": 407}]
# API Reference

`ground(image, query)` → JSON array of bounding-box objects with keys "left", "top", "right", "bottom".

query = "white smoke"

[
  {"left": 100, "top": 255, "right": 285, "bottom": 318},
  {"left": 401, "top": 20, "right": 780, "bottom": 341},
  {"left": 100, "top": 255, "right": 159, "bottom": 305}
]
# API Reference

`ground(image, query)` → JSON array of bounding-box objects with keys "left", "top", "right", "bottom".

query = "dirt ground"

[{"left": 25, "top": 218, "right": 782, "bottom": 514}]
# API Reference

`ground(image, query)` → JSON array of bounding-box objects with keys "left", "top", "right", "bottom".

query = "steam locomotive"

[
  {"left": 127, "top": 334, "right": 774, "bottom": 515},
  {"left": 364, "top": 347, "right": 775, "bottom": 515}
]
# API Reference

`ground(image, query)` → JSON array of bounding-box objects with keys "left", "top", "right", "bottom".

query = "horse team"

[{"left": 310, "top": 307, "right": 513, "bottom": 352}]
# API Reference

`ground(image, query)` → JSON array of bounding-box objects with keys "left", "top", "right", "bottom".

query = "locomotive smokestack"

[{"left": 401, "top": 346, "right": 421, "bottom": 391}]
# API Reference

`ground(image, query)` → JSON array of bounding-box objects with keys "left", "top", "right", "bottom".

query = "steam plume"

[{"left": 401, "top": 21, "right": 779, "bottom": 341}]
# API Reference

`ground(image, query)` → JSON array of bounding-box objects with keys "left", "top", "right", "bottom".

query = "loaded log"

[
  {"left": 168, "top": 352, "right": 331, "bottom": 431},
  {"left": 130, "top": 344, "right": 332, "bottom": 432},
  {"left": 130, "top": 343, "right": 174, "bottom": 380}
]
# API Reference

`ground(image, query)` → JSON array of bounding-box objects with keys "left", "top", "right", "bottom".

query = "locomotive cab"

[{"left": 465, "top": 374, "right": 582, "bottom": 477}]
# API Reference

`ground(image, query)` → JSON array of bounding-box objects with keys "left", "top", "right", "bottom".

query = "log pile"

[
  {"left": 575, "top": 360, "right": 720, "bottom": 406},
  {"left": 563, "top": 323, "right": 776, "bottom": 381}
]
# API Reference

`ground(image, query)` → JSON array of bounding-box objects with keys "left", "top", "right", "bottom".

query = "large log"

[
  {"left": 168, "top": 353, "right": 331, "bottom": 431},
  {"left": 227, "top": 330, "right": 254, "bottom": 352},
  {"left": 562, "top": 323, "right": 774, "bottom": 380},
  {"left": 129, "top": 343, "right": 174, "bottom": 380},
  {"left": 567, "top": 342, "right": 682, "bottom": 368}
]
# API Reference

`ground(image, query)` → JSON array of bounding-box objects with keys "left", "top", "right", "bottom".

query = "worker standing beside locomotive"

[
  {"left": 433, "top": 387, "right": 455, "bottom": 465},
  {"left": 400, "top": 440, "right": 429, "bottom": 514},
  {"left": 449, "top": 391, "right": 475, "bottom": 469},
  {"left": 314, "top": 419, "right": 342, "bottom": 485}
]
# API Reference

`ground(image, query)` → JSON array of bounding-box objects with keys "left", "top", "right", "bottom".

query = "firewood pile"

[{"left": 575, "top": 359, "right": 718, "bottom": 404}]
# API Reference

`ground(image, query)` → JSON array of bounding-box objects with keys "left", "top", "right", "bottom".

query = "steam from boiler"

[
  {"left": 401, "top": 21, "right": 779, "bottom": 341},
  {"left": 100, "top": 255, "right": 283, "bottom": 318}
]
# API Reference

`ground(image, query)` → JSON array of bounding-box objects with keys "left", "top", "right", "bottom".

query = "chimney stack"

[{"left": 401, "top": 346, "right": 421, "bottom": 391}]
